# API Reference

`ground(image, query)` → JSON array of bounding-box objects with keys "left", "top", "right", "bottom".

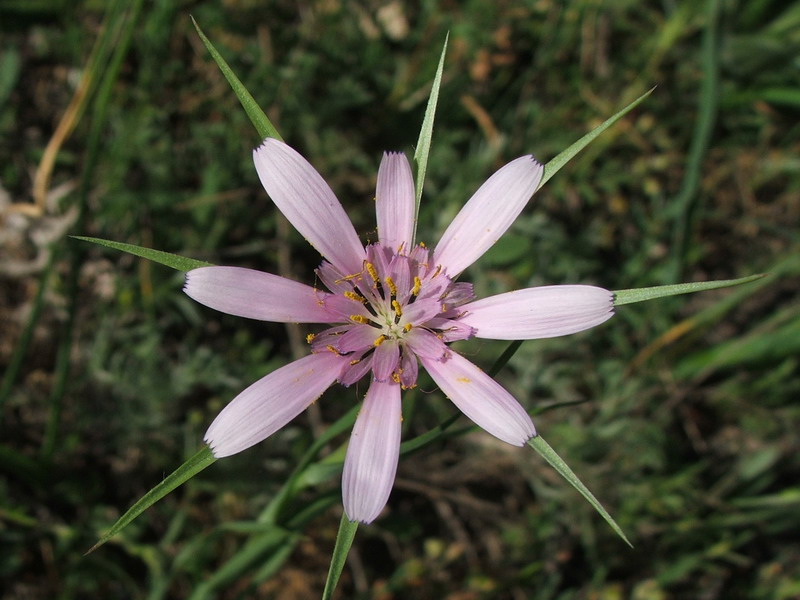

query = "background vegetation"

[{"left": 1, "top": 0, "right": 798, "bottom": 598}]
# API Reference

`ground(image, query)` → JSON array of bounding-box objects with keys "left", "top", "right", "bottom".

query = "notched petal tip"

[{"left": 204, "top": 439, "right": 221, "bottom": 458}]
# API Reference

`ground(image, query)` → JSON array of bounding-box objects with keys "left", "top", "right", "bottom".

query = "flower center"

[{"left": 311, "top": 242, "right": 476, "bottom": 387}]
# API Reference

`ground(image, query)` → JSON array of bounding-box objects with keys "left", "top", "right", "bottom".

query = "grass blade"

[
  {"left": 412, "top": 34, "right": 448, "bottom": 244},
  {"left": 540, "top": 88, "right": 654, "bottom": 188},
  {"left": 613, "top": 274, "right": 764, "bottom": 306},
  {"left": 528, "top": 436, "right": 631, "bottom": 546},
  {"left": 191, "top": 17, "right": 282, "bottom": 142},
  {"left": 73, "top": 236, "right": 212, "bottom": 271},
  {"left": 322, "top": 514, "right": 359, "bottom": 600},
  {"left": 87, "top": 447, "right": 216, "bottom": 554},
  {"left": 667, "top": 0, "right": 721, "bottom": 281}
]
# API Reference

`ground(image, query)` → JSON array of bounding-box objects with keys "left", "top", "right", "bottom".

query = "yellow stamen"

[
  {"left": 411, "top": 276, "right": 421, "bottom": 296},
  {"left": 373, "top": 335, "right": 387, "bottom": 347},
  {"left": 392, "top": 300, "right": 402, "bottom": 316},
  {"left": 385, "top": 276, "right": 397, "bottom": 297},
  {"left": 350, "top": 314, "right": 369, "bottom": 324},
  {"left": 419, "top": 241, "right": 426, "bottom": 248},
  {"left": 403, "top": 323, "right": 412, "bottom": 332},
  {"left": 349, "top": 359, "right": 361, "bottom": 366},
  {"left": 306, "top": 333, "right": 316, "bottom": 344},
  {"left": 326, "top": 345, "right": 341, "bottom": 355},
  {"left": 365, "top": 262, "right": 379, "bottom": 283},
  {"left": 432, "top": 265, "right": 442, "bottom": 278},
  {"left": 391, "top": 372, "right": 402, "bottom": 384},
  {"left": 344, "top": 291, "right": 366, "bottom": 303}
]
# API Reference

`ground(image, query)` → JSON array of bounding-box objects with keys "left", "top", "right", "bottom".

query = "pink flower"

[{"left": 184, "top": 139, "right": 614, "bottom": 523}]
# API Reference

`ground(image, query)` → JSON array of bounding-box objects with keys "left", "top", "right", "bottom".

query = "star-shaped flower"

[{"left": 184, "top": 138, "right": 614, "bottom": 523}]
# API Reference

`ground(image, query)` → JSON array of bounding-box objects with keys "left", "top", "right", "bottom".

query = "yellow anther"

[
  {"left": 419, "top": 241, "right": 427, "bottom": 248},
  {"left": 350, "top": 314, "right": 369, "bottom": 324},
  {"left": 412, "top": 276, "right": 422, "bottom": 296},
  {"left": 326, "top": 345, "right": 341, "bottom": 355},
  {"left": 432, "top": 265, "right": 442, "bottom": 278},
  {"left": 365, "top": 262, "right": 379, "bottom": 283},
  {"left": 306, "top": 333, "right": 316, "bottom": 344},
  {"left": 373, "top": 335, "right": 387, "bottom": 347},
  {"left": 344, "top": 291, "right": 366, "bottom": 303},
  {"left": 391, "top": 372, "right": 402, "bottom": 384},
  {"left": 385, "top": 276, "right": 397, "bottom": 297},
  {"left": 392, "top": 300, "right": 403, "bottom": 316},
  {"left": 349, "top": 359, "right": 361, "bottom": 366},
  {"left": 403, "top": 323, "right": 412, "bottom": 332}
]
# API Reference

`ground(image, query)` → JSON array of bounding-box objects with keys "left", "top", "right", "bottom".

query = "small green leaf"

[
  {"left": 73, "top": 236, "right": 212, "bottom": 271},
  {"left": 540, "top": 87, "right": 654, "bottom": 188},
  {"left": 412, "top": 34, "right": 448, "bottom": 244},
  {"left": 613, "top": 274, "right": 764, "bottom": 306},
  {"left": 321, "top": 514, "right": 359, "bottom": 600},
  {"left": 528, "top": 436, "right": 631, "bottom": 546},
  {"left": 87, "top": 447, "right": 216, "bottom": 554},
  {"left": 191, "top": 17, "right": 282, "bottom": 142}
]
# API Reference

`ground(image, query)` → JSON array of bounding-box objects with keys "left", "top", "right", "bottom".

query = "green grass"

[{"left": 1, "top": 0, "right": 799, "bottom": 598}]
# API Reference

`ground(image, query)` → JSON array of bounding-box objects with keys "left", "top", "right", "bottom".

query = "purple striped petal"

[
  {"left": 185, "top": 266, "right": 337, "bottom": 323},
  {"left": 376, "top": 152, "right": 415, "bottom": 253},
  {"left": 402, "top": 297, "right": 443, "bottom": 324},
  {"left": 420, "top": 351, "right": 535, "bottom": 446},
  {"left": 205, "top": 352, "right": 346, "bottom": 457},
  {"left": 343, "top": 380, "right": 402, "bottom": 523},
  {"left": 340, "top": 354, "right": 373, "bottom": 386},
  {"left": 458, "top": 285, "right": 614, "bottom": 340},
  {"left": 253, "top": 139, "right": 366, "bottom": 275},
  {"left": 338, "top": 325, "right": 379, "bottom": 353},
  {"left": 372, "top": 339, "right": 400, "bottom": 381},
  {"left": 433, "top": 156, "right": 543, "bottom": 276},
  {"left": 403, "top": 327, "right": 448, "bottom": 359},
  {"left": 399, "top": 350, "right": 418, "bottom": 388}
]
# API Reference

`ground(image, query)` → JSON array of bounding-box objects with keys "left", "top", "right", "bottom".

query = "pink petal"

[
  {"left": 340, "top": 353, "right": 373, "bottom": 386},
  {"left": 185, "top": 266, "right": 336, "bottom": 323},
  {"left": 376, "top": 152, "right": 415, "bottom": 253},
  {"left": 205, "top": 352, "right": 346, "bottom": 457},
  {"left": 458, "top": 285, "right": 614, "bottom": 340},
  {"left": 342, "top": 380, "right": 402, "bottom": 523},
  {"left": 338, "top": 325, "right": 379, "bottom": 353},
  {"left": 424, "top": 317, "right": 475, "bottom": 342},
  {"left": 403, "top": 327, "right": 447, "bottom": 359},
  {"left": 372, "top": 339, "right": 400, "bottom": 381},
  {"left": 253, "top": 139, "right": 366, "bottom": 275},
  {"left": 420, "top": 351, "right": 535, "bottom": 446},
  {"left": 402, "top": 297, "right": 443, "bottom": 324},
  {"left": 399, "top": 350, "right": 418, "bottom": 388},
  {"left": 433, "top": 156, "right": 543, "bottom": 276},
  {"left": 321, "top": 294, "right": 371, "bottom": 321}
]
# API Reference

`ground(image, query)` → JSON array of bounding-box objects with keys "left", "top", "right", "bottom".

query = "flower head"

[{"left": 184, "top": 138, "right": 614, "bottom": 523}]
